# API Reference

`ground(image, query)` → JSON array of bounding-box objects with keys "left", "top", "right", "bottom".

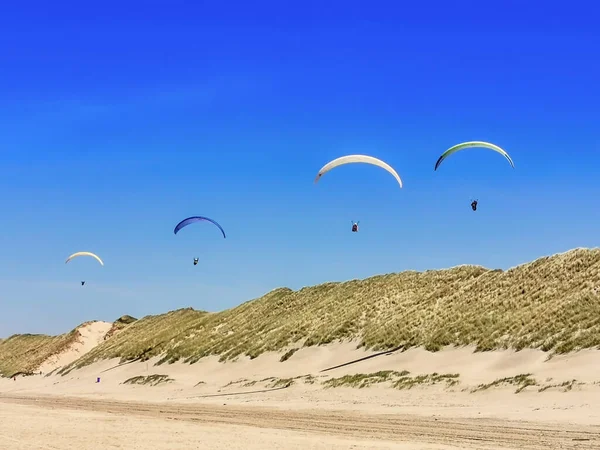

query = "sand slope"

[
  {"left": 38, "top": 321, "right": 112, "bottom": 374},
  {"left": 2, "top": 344, "right": 600, "bottom": 448}
]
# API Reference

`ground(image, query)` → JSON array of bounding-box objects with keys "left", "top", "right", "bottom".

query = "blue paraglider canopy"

[{"left": 173, "top": 216, "right": 226, "bottom": 238}]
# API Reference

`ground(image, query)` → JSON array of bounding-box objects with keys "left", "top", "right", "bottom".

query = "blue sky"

[{"left": 1, "top": 1, "right": 599, "bottom": 336}]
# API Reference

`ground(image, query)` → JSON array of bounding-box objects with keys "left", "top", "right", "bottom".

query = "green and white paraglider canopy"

[{"left": 434, "top": 141, "right": 514, "bottom": 171}]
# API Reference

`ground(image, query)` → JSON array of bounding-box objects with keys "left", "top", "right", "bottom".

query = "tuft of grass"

[
  {"left": 323, "top": 370, "right": 409, "bottom": 389},
  {"left": 103, "top": 315, "right": 138, "bottom": 341},
  {"left": 472, "top": 374, "right": 537, "bottom": 394},
  {"left": 280, "top": 348, "right": 299, "bottom": 362},
  {"left": 392, "top": 373, "right": 460, "bottom": 390},
  {"left": 122, "top": 374, "right": 173, "bottom": 386},
  {"left": 268, "top": 377, "right": 295, "bottom": 388},
  {"left": 116, "top": 315, "right": 138, "bottom": 325},
  {"left": 538, "top": 379, "right": 581, "bottom": 392},
  {"left": 9, "top": 248, "right": 600, "bottom": 375},
  {"left": 224, "top": 378, "right": 249, "bottom": 387},
  {"left": 303, "top": 374, "right": 318, "bottom": 384},
  {"left": 220, "top": 375, "right": 311, "bottom": 390},
  {"left": 322, "top": 370, "right": 459, "bottom": 390}
]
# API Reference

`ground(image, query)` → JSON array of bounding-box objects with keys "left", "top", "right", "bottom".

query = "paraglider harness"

[
  {"left": 193, "top": 258, "right": 199, "bottom": 266},
  {"left": 351, "top": 221, "right": 359, "bottom": 232},
  {"left": 471, "top": 200, "right": 478, "bottom": 211},
  {"left": 81, "top": 281, "right": 85, "bottom": 286}
]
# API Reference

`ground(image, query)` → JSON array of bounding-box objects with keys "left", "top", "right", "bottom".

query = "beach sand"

[{"left": 1, "top": 341, "right": 600, "bottom": 449}]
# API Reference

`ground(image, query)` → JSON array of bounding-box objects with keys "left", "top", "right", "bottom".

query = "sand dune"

[
  {"left": 3, "top": 248, "right": 600, "bottom": 447},
  {"left": 37, "top": 321, "right": 112, "bottom": 374}
]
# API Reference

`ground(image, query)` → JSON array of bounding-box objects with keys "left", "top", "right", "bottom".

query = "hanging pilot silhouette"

[
  {"left": 193, "top": 258, "right": 199, "bottom": 266},
  {"left": 471, "top": 200, "right": 478, "bottom": 211},
  {"left": 81, "top": 281, "right": 85, "bottom": 286},
  {"left": 351, "top": 221, "right": 359, "bottom": 232}
]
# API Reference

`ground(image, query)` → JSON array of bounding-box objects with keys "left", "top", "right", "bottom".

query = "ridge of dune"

[
  {"left": 4, "top": 247, "right": 600, "bottom": 379},
  {"left": 52, "top": 246, "right": 600, "bottom": 375},
  {"left": 37, "top": 321, "right": 113, "bottom": 374}
]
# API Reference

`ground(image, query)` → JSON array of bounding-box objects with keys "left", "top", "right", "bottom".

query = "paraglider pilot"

[
  {"left": 81, "top": 281, "right": 85, "bottom": 286},
  {"left": 351, "top": 221, "right": 359, "bottom": 232},
  {"left": 471, "top": 200, "right": 478, "bottom": 211},
  {"left": 193, "top": 258, "right": 199, "bottom": 266}
]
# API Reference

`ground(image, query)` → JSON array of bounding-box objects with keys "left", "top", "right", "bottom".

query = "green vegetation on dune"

[
  {"left": 0, "top": 316, "right": 137, "bottom": 378},
  {"left": 472, "top": 374, "right": 538, "bottom": 393},
  {"left": 29, "top": 249, "right": 600, "bottom": 375},
  {"left": 58, "top": 308, "right": 210, "bottom": 375},
  {"left": 0, "top": 329, "right": 81, "bottom": 377},
  {"left": 322, "top": 371, "right": 459, "bottom": 389},
  {"left": 323, "top": 370, "right": 408, "bottom": 388},
  {"left": 122, "top": 374, "right": 173, "bottom": 386},
  {"left": 103, "top": 315, "right": 138, "bottom": 341},
  {"left": 538, "top": 379, "right": 581, "bottom": 392},
  {"left": 114, "top": 315, "right": 138, "bottom": 326}
]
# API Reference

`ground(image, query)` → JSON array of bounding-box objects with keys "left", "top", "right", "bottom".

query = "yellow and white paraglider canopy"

[
  {"left": 314, "top": 155, "right": 403, "bottom": 188},
  {"left": 65, "top": 251, "right": 104, "bottom": 266}
]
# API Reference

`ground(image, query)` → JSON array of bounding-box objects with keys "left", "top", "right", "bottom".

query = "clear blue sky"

[{"left": 1, "top": 1, "right": 599, "bottom": 336}]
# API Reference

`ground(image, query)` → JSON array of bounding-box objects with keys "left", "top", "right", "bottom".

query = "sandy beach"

[{"left": 2, "top": 332, "right": 600, "bottom": 449}]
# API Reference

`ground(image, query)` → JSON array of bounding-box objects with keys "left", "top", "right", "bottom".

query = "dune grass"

[
  {"left": 122, "top": 374, "right": 173, "bottom": 386},
  {"left": 322, "top": 370, "right": 460, "bottom": 389},
  {"left": 0, "top": 327, "right": 83, "bottom": 377},
  {"left": 222, "top": 374, "right": 320, "bottom": 389},
  {"left": 280, "top": 348, "right": 299, "bottom": 362},
  {"left": 472, "top": 374, "right": 538, "bottom": 393},
  {"left": 538, "top": 379, "right": 581, "bottom": 392},
  {"left": 323, "top": 370, "right": 408, "bottom": 388},
  {"left": 392, "top": 373, "right": 460, "bottom": 390},
  {"left": 19, "top": 248, "right": 600, "bottom": 375},
  {"left": 0, "top": 316, "right": 138, "bottom": 378},
  {"left": 103, "top": 315, "right": 138, "bottom": 341}
]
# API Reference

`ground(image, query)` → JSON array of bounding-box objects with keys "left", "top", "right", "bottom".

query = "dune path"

[{"left": 1, "top": 394, "right": 599, "bottom": 449}]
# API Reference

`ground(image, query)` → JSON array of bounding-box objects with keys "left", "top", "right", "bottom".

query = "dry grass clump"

[
  {"left": 280, "top": 348, "right": 299, "bottom": 362},
  {"left": 55, "top": 248, "right": 600, "bottom": 373},
  {"left": 472, "top": 374, "right": 537, "bottom": 393},
  {"left": 103, "top": 315, "right": 138, "bottom": 341},
  {"left": 323, "top": 370, "right": 408, "bottom": 388},
  {"left": 392, "top": 373, "right": 460, "bottom": 390},
  {"left": 269, "top": 377, "right": 295, "bottom": 388},
  {"left": 323, "top": 370, "right": 459, "bottom": 389},
  {"left": 223, "top": 374, "right": 320, "bottom": 389},
  {"left": 122, "top": 374, "right": 173, "bottom": 386},
  {"left": 538, "top": 379, "right": 582, "bottom": 392}
]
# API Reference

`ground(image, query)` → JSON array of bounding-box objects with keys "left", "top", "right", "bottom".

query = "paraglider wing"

[
  {"left": 65, "top": 252, "right": 104, "bottom": 266},
  {"left": 434, "top": 141, "right": 515, "bottom": 171},
  {"left": 314, "top": 155, "right": 403, "bottom": 188},
  {"left": 173, "top": 216, "right": 226, "bottom": 238}
]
